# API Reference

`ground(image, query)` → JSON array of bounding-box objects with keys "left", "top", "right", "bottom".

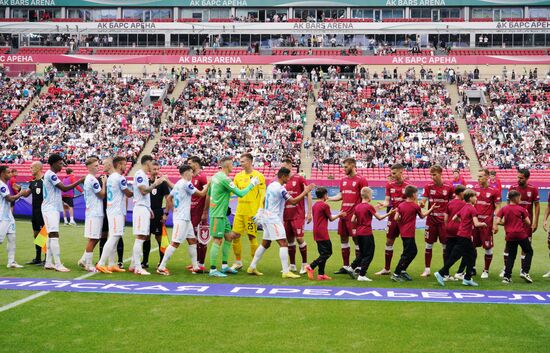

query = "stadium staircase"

[
  {"left": 6, "top": 82, "right": 50, "bottom": 134},
  {"left": 129, "top": 79, "right": 188, "bottom": 175},
  {"left": 446, "top": 83, "right": 481, "bottom": 176},
  {"left": 299, "top": 86, "right": 318, "bottom": 178}
]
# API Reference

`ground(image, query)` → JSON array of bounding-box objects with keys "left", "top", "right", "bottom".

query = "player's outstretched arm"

[
  {"left": 288, "top": 184, "right": 315, "bottom": 205},
  {"left": 374, "top": 208, "right": 396, "bottom": 221},
  {"left": 328, "top": 192, "right": 342, "bottom": 202},
  {"left": 56, "top": 175, "right": 85, "bottom": 192}
]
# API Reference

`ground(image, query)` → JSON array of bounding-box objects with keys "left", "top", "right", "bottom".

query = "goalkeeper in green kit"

[{"left": 208, "top": 157, "right": 260, "bottom": 277}]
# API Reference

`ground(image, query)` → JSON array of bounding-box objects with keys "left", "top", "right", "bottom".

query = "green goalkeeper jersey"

[{"left": 209, "top": 171, "right": 254, "bottom": 218}]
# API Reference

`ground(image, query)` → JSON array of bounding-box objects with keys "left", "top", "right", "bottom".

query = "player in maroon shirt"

[
  {"left": 281, "top": 159, "right": 312, "bottom": 274},
  {"left": 444, "top": 185, "right": 467, "bottom": 279},
  {"left": 328, "top": 158, "right": 369, "bottom": 275},
  {"left": 188, "top": 156, "right": 210, "bottom": 270},
  {"left": 392, "top": 185, "right": 437, "bottom": 282},
  {"left": 419, "top": 165, "right": 454, "bottom": 277},
  {"left": 435, "top": 189, "right": 487, "bottom": 287},
  {"left": 465, "top": 169, "right": 501, "bottom": 279},
  {"left": 542, "top": 193, "right": 550, "bottom": 278},
  {"left": 493, "top": 190, "right": 533, "bottom": 283},
  {"left": 502, "top": 169, "right": 539, "bottom": 278},
  {"left": 375, "top": 163, "right": 408, "bottom": 275}
]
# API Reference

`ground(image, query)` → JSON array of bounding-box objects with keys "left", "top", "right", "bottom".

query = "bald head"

[{"left": 30, "top": 161, "right": 43, "bottom": 177}]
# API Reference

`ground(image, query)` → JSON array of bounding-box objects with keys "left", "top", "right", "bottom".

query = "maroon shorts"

[
  {"left": 386, "top": 219, "right": 400, "bottom": 240},
  {"left": 473, "top": 225, "right": 493, "bottom": 249},
  {"left": 284, "top": 218, "right": 305, "bottom": 239},
  {"left": 425, "top": 222, "right": 447, "bottom": 244},
  {"left": 338, "top": 218, "right": 356, "bottom": 238}
]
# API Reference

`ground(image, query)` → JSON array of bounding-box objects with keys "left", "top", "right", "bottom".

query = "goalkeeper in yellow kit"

[{"left": 231, "top": 153, "right": 266, "bottom": 271}]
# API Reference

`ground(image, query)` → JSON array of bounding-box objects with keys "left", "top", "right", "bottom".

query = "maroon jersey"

[
  {"left": 396, "top": 201, "right": 422, "bottom": 238},
  {"left": 422, "top": 182, "right": 454, "bottom": 225},
  {"left": 190, "top": 171, "right": 208, "bottom": 217},
  {"left": 354, "top": 203, "right": 376, "bottom": 236},
  {"left": 508, "top": 184, "right": 539, "bottom": 222},
  {"left": 339, "top": 174, "right": 368, "bottom": 219},
  {"left": 446, "top": 199, "right": 466, "bottom": 237},
  {"left": 386, "top": 180, "right": 407, "bottom": 209},
  {"left": 473, "top": 185, "right": 501, "bottom": 221},
  {"left": 497, "top": 204, "right": 529, "bottom": 241},
  {"left": 284, "top": 174, "right": 308, "bottom": 221},
  {"left": 312, "top": 201, "right": 331, "bottom": 241},
  {"left": 457, "top": 203, "right": 478, "bottom": 238}
]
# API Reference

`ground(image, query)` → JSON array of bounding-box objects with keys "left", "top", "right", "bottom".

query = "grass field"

[{"left": 1, "top": 204, "right": 549, "bottom": 353}]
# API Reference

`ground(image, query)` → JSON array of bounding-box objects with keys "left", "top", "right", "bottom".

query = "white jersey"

[
  {"left": 170, "top": 179, "right": 196, "bottom": 221},
  {"left": 42, "top": 169, "right": 62, "bottom": 213},
  {"left": 106, "top": 172, "right": 128, "bottom": 217},
  {"left": 84, "top": 174, "right": 103, "bottom": 218},
  {"left": 264, "top": 181, "right": 291, "bottom": 224},
  {"left": 133, "top": 169, "right": 150, "bottom": 209},
  {"left": 0, "top": 180, "right": 14, "bottom": 221}
]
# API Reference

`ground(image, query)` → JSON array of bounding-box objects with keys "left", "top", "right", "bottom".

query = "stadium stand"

[{"left": 0, "top": 77, "right": 42, "bottom": 131}]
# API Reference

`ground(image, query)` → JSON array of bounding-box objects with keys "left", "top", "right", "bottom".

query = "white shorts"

[
  {"left": 108, "top": 214, "right": 125, "bottom": 237},
  {"left": 262, "top": 222, "right": 286, "bottom": 241},
  {"left": 0, "top": 220, "right": 15, "bottom": 243},
  {"left": 133, "top": 206, "right": 151, "bottom": 236},
  {"left": 43, "top": 211, "right": 60, "bottom": 233},
  {"left": 172, "top": 220, "right": 195, "bottom": 243},
  {"left": 84, "top": 216, "right": 104, "bottom": 239}
]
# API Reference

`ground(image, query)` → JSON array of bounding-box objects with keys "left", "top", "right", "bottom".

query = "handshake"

[{"left": 250, "top": 176, "right": 260, "bottom": 187}]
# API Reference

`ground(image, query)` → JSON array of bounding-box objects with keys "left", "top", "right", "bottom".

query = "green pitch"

[{"left": 1, "top": 206, "right": 549, "bottom": 353}]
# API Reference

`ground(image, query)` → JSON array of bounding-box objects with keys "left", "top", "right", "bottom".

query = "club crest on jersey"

[
  {"left": 292, "top": 181, "right": 296, "bottom": 187},
  {"left": 51, "top": 175, "right": 57, "bottom": 181},
  {"left": 136, "top": 176, "right": 143, "bottom": 183},
  {"left": 486, "top": 193, "right": 491, "bottom": 198},
  {"left": 35, "top": 188, "right": 41, "bottom": 195},
  {"left": 93, "top": 183, "right": 100, "bottom": 189},
  {"left": 352, "top": 182, "right": 356, "bottom": 187},
  {"left": 527, "top": 192, "right": 532, "bottom": 197},
  {"left": 188, "top": 184, "right": 194, "bottom": 190},
  {"left": 121, "top": 179, "right": 127, "bottom": 186},
  {"left": 151, "top": 189, "right": 157, "bottom": 195},
  {"left": 476, "top": 192, "right": 480, "bottom": 196},
  {"left": 343, "top": 181, "right": 347, "bottom": 186},
  {"left": 443, "top": 190, "right": 448, "bottom": 196}
]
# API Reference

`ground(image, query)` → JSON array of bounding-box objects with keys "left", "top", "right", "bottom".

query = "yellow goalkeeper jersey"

[{"left": 234, "top": 170, "right": 266, "bottom": 216}]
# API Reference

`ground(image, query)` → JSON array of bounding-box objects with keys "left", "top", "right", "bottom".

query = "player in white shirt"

[
  {"left": 247, "top": 167, "right": 315, "bottom": 278},
  {"left": 96, "top": 156, "right": 134, "bottom": 274},
  {"left": 157, "top": 165, "right": 209, "bottom": 275},
  {"left": 0, "top": 166, "right": 24, "bottom": 268},
  {"left": 76, "top": 157, "right": 106, "bottom": 272},
  {"left": 42, "top": 154, "right": 85, "bottom": 272},
  {"left": 129, "top": 155, "right": 165, "bottom": 275}
]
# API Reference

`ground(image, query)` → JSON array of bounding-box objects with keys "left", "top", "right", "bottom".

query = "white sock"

[
  {"left": 50, "top": 238, "right": 61, "bottom": 266},
  {"left": 70, "top": 217, "right": 75, "bottom": 223},
  {"left": 98, "top": 236, "right": 116, "bottom": 266},
  {"left": 132, "top": 239, "right": 145, "bottom": 271},
  {"left": 250, "top": 245, "right": 266, "bottom": 269},
  {"left": 45, "top": 238, "right": 52, "bottom": 265},
  {"left": 6, "top": 233, "right": 15, "bottom": 264},
  {"left": 280, "top": 247, "right": 290, "bottom": 273},
  {"left": 64, "top": 216, "right": 68, "bottom": 223},
  {"left": 79, "top": 250, "right": 86, "bottom": 263},
  {"left": 85, "top": 252, "right": 94, "bottom": 268},
  {"left": 188, "top": 244, "right": 198, "bottom": 269},
  {"left": 159, "top": 245, "right": 176, "bottom": 270}
]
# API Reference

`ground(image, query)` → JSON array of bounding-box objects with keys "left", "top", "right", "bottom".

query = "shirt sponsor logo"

[
  {"left": 121, "top": 179, "right": 127, "bottom": 186},
  {"left": 93, "top": 183, "right": 100, "bottom": 189},
  {"left": 51, "top": 175, "right": 57, "bottom": 181},
  {"left": 188, "top": 184, "right": 195, "bottom": 190},
  {"left": 0, "top": 186, "right": 5, "bottom": 193}
]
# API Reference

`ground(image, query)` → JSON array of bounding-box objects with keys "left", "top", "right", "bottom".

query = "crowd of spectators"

[
  {"left": 462, "top": 77, "right": 549, "bottom": 169},
  {"left": 0, "top": 75, "right": 42, "bottom": 131},
  {"left": 311, "top": 79, "right": 469, "bottom": 170},
  {"left": 0, "top": 76, "right": 171, "bottom": 164},
  {"left": 152, "top": 77, "right": 309, "bottom": 167}
]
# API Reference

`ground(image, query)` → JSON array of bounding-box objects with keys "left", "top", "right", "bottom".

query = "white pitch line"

[{"left": 0, "top": 247, "right": 159, "bottom": 313}]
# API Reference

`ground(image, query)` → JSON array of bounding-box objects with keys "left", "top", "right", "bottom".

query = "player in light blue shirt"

[
  {"left": 248, "top": 167, "right": 315, "bottom": 278},
  {"left": 0, "top": 166, "right": 25, "bottom": 268},
  {"left": 157, "top": 165, "right": 209, "bottom": 275},
  {"left": 42, "top": 154, "right": 85, "bottom": 272}
]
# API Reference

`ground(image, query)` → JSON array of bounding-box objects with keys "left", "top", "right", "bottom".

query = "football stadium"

[{"left": 0, "top": 0, "right": 549, "bottom": 351}]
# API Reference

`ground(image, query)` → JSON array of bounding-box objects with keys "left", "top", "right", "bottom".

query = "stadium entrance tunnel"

[{"left": 275, "top": 64, "right": 356, "bottom": 80}]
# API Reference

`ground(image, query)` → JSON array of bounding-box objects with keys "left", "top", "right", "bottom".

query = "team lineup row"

[{"left": 1, "top": 154, "right": 549, "bottom": 284}]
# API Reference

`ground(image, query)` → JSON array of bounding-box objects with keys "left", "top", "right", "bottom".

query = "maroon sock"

[
  {"left": 342, "top": 247, "right": 350, "bottom": 266},
  {"left": 197, "top": 243, "right": 207, "bottom": 265},
  {"left": 484, "top": 254, "right": 493, "bottom": 271},
  {"left": 288, "top": 245, "right": 297, "bottom": 265},
  {"left": 384, "top": 249, "right": 393, "bottom": 271},
  {"left": 299, "top": 244, "right": 307, "bottom": 263},
  {"left": 425, "top": 248, "right": 433, "bottom": 268}
]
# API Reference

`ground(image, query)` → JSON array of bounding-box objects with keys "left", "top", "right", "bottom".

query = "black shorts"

[
  {"left": 62, "top": 197, "right": 74, "bottom": 208},
  {"left": 150, "top": 209, "right": 164, "bottom": 236},
  {"left": 32, "top": 210, "right": 45, "bottom": 232}
]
